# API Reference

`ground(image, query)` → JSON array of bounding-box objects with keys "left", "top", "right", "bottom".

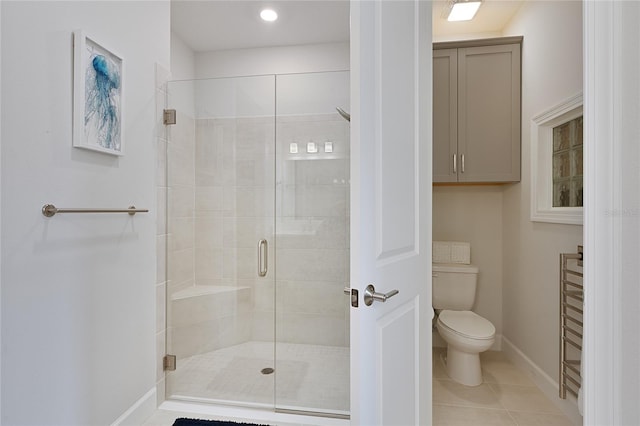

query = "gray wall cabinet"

[{"left": 433, "top": 37, "right": 522, "bottom": 183}]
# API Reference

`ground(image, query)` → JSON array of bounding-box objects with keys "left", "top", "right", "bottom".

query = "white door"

[{"left": 350, "top": 1, "right": 433, "bottom": 425}]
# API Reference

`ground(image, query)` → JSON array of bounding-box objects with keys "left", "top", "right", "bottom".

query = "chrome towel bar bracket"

[{"left": 42, "top": 204, "right": 149, "bottom": 217}]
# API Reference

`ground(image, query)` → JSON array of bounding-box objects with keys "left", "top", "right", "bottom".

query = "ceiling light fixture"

[
  {"left": 446, "top": 0, "right": 482, "bottom": 22},
  {"left": 260, "top": 8, "right": 278, "bottom": 22}
]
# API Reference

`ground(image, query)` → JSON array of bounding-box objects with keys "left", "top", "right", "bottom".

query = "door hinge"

[
  {"left": 163, "top": 354, "right": 176, "bottom": 371},
  {"left": 163, "top": 109, "right": 177, "bottom": 125}
]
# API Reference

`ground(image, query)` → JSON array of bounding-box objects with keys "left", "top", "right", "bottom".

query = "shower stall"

[{"left": 163, "top": 71, "right": 350, "bottom": 417}]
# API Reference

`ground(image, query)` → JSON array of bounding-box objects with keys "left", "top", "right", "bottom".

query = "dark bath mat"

[{"left": 173, "top": 419, "right": 270, "bottom": 426}]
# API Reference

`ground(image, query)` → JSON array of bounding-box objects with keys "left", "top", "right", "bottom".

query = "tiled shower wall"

[
  {"left": 275, "top": 115, "right": 350, "bottom": 347},
  {"left": 167, "top": 111, "right": 196, "bottom": 295},
  {"left": 193, "top": 117, "right": 275, "bottom": 346}
]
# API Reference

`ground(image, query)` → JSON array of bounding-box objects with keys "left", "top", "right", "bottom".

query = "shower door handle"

[{"left": 258, "top": 239, "right": 268, "bottom": 277}]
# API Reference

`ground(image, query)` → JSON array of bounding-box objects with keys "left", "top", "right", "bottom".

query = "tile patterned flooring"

[
  {"left": 146, "top": 347, "right": 578, "bottom": 425},
  {"left": 433, "top": 348, "right": 576, "bottom": 426}
]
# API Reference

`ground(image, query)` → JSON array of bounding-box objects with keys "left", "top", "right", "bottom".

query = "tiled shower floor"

[{"left": 166, "top": 341, "right": 350, "bottom": 415}]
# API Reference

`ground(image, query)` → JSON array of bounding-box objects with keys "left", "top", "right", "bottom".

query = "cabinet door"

[
  {"left": 457, "top": 44, "right": 521, "bottom": 182},
  {"left": 433, "top": 49, "right": 458, "bottom": 183}
]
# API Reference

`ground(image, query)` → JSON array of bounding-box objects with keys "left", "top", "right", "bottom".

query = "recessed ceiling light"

[
  {"left": 447, "top": 0, "right": 481, "bottom": 22},
  {"left": 260, "top": 9, "right": 278, "bottom": 22}
]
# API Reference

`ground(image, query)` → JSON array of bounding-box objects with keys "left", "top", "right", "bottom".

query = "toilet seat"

[{"left": 438, "top": 310, "right": 495, "bottom": 340}]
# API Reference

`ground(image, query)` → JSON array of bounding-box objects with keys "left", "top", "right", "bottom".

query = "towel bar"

[{"left": 42, "top": 204, "right": 149, "bottom": 217}]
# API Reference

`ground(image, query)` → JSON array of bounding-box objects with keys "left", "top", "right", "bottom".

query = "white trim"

[
  {"left": 158, "top": 401, "right": 349, "bottom": 426},
  {"left": 110, "top": 388, "right": 157, "bottom": 426},
  {"left": 583, "top": 1, "right": 618, "bottom": 425},
  {"left": 530, "top": 93, "right": 583, "bottom": 225},
  {"left": 502, "top": 337, "right": 582, "bottom": 426},
  {"left": 0, "top": 2, "right": 3, "bottom": 420}
]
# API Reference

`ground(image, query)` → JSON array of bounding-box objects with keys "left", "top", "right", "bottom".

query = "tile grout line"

[
  {"left": 485, "top": 380, "right": 509, "bottom": 412},
  {"left": 486, "top": 382, "right": 568, "bottom": 416},
  {"left": 433, "top": 379, "right": 505, "bottom": 411},
  {"left": 503, "top": 407, "right": 521, "bottom": 426}
]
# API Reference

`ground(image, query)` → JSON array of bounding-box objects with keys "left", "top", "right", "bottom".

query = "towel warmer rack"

[{"left": 560, "top": 246, "right": 583, "bottom": 399}]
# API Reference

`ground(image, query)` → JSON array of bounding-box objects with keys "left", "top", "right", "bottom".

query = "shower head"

[{"left": 336, "top": 107, "right": 351, "bottom": 122}]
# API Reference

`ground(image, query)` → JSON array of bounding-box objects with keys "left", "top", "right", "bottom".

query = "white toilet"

[{"left": 433, "top": 263, "right": 495, "bottom": 386}]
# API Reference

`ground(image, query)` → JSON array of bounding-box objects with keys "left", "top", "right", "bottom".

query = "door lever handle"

[{"left": 364, "top": 284, "right": 399, "bottom": 306}]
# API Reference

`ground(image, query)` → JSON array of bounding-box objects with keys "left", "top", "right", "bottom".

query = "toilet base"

[{"left": 444, "top": 346, "right": 483, "bottom": 386}]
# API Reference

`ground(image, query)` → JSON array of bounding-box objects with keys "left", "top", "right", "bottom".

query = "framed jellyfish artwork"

[{"left": 73, "top": 31, "right": 124, "bottom": 155}]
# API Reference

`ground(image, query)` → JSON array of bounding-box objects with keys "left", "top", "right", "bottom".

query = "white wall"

[
  {"left": 168, "top": 34, "right": 196, "bottom": 119},
  {"left": 195, "top": 42, "right": 349, "bottom": 79},
  {"left": 186, "top": 71, "right": 350, "bottom": 120},
  {"left": 433, "top": 186, "right": 504, "bottom": 341},
  {"left": 501, "top": 1, "right": 583, "bottom": 379},
  {"left": 1, "top": 2, "right": 170, "bottom": 424},
  {"left": 171, "top": 39, "right": 349, "bottom": 120},
  {"left": 170, "top": 33, "right": 195, "bottom": 81}
]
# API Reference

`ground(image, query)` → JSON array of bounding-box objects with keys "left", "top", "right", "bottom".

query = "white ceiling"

[
  {"left": 432, "top": 0, "right": 524, "bottom": 39},
  {"left": 171, "top": 0, "right": 524, "bottom": 53},
  {"left": 171, "top": 0, "right": 350, "bottom": 52}
]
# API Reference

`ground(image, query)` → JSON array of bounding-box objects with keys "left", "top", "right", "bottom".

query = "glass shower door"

[
  {"left": 164, "top": 76, "right": 276, "bottom": 408},
  {"left": 163, "top": 72, "right": 351, "bottom": 417},
  {"left": 274, "top": 71, "right": 351, "bottom": 416}
]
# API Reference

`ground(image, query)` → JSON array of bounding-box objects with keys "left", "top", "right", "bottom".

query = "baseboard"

[
  {"left": 432, "top": 331, "right": 502, "bottom": 351},
  {"left": 110, "top": 387, "right": 157, "bottom": 426},
  {"left": 502, "top": 336, "right": 582, "bottom": 426}
]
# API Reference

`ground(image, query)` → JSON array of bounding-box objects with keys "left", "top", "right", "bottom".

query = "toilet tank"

[{"left": 432, "top": 264, "right": 479, "bottom": 310}]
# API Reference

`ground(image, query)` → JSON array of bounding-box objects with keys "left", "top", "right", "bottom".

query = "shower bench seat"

[{"left": 169, "top": 285, "right": 253, "bottom": 360}]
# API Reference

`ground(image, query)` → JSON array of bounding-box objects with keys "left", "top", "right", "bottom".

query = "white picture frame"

[
  {"left": 530, "top": 93, "right": 583, "bottom": 225},
  {"left": 73, "top": 30, "right": 124, "bottom": 156}
]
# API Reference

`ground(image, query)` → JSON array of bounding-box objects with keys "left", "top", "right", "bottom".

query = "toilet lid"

[{"left": 438, "top": 310, "right": 495, "bottom": 339}]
